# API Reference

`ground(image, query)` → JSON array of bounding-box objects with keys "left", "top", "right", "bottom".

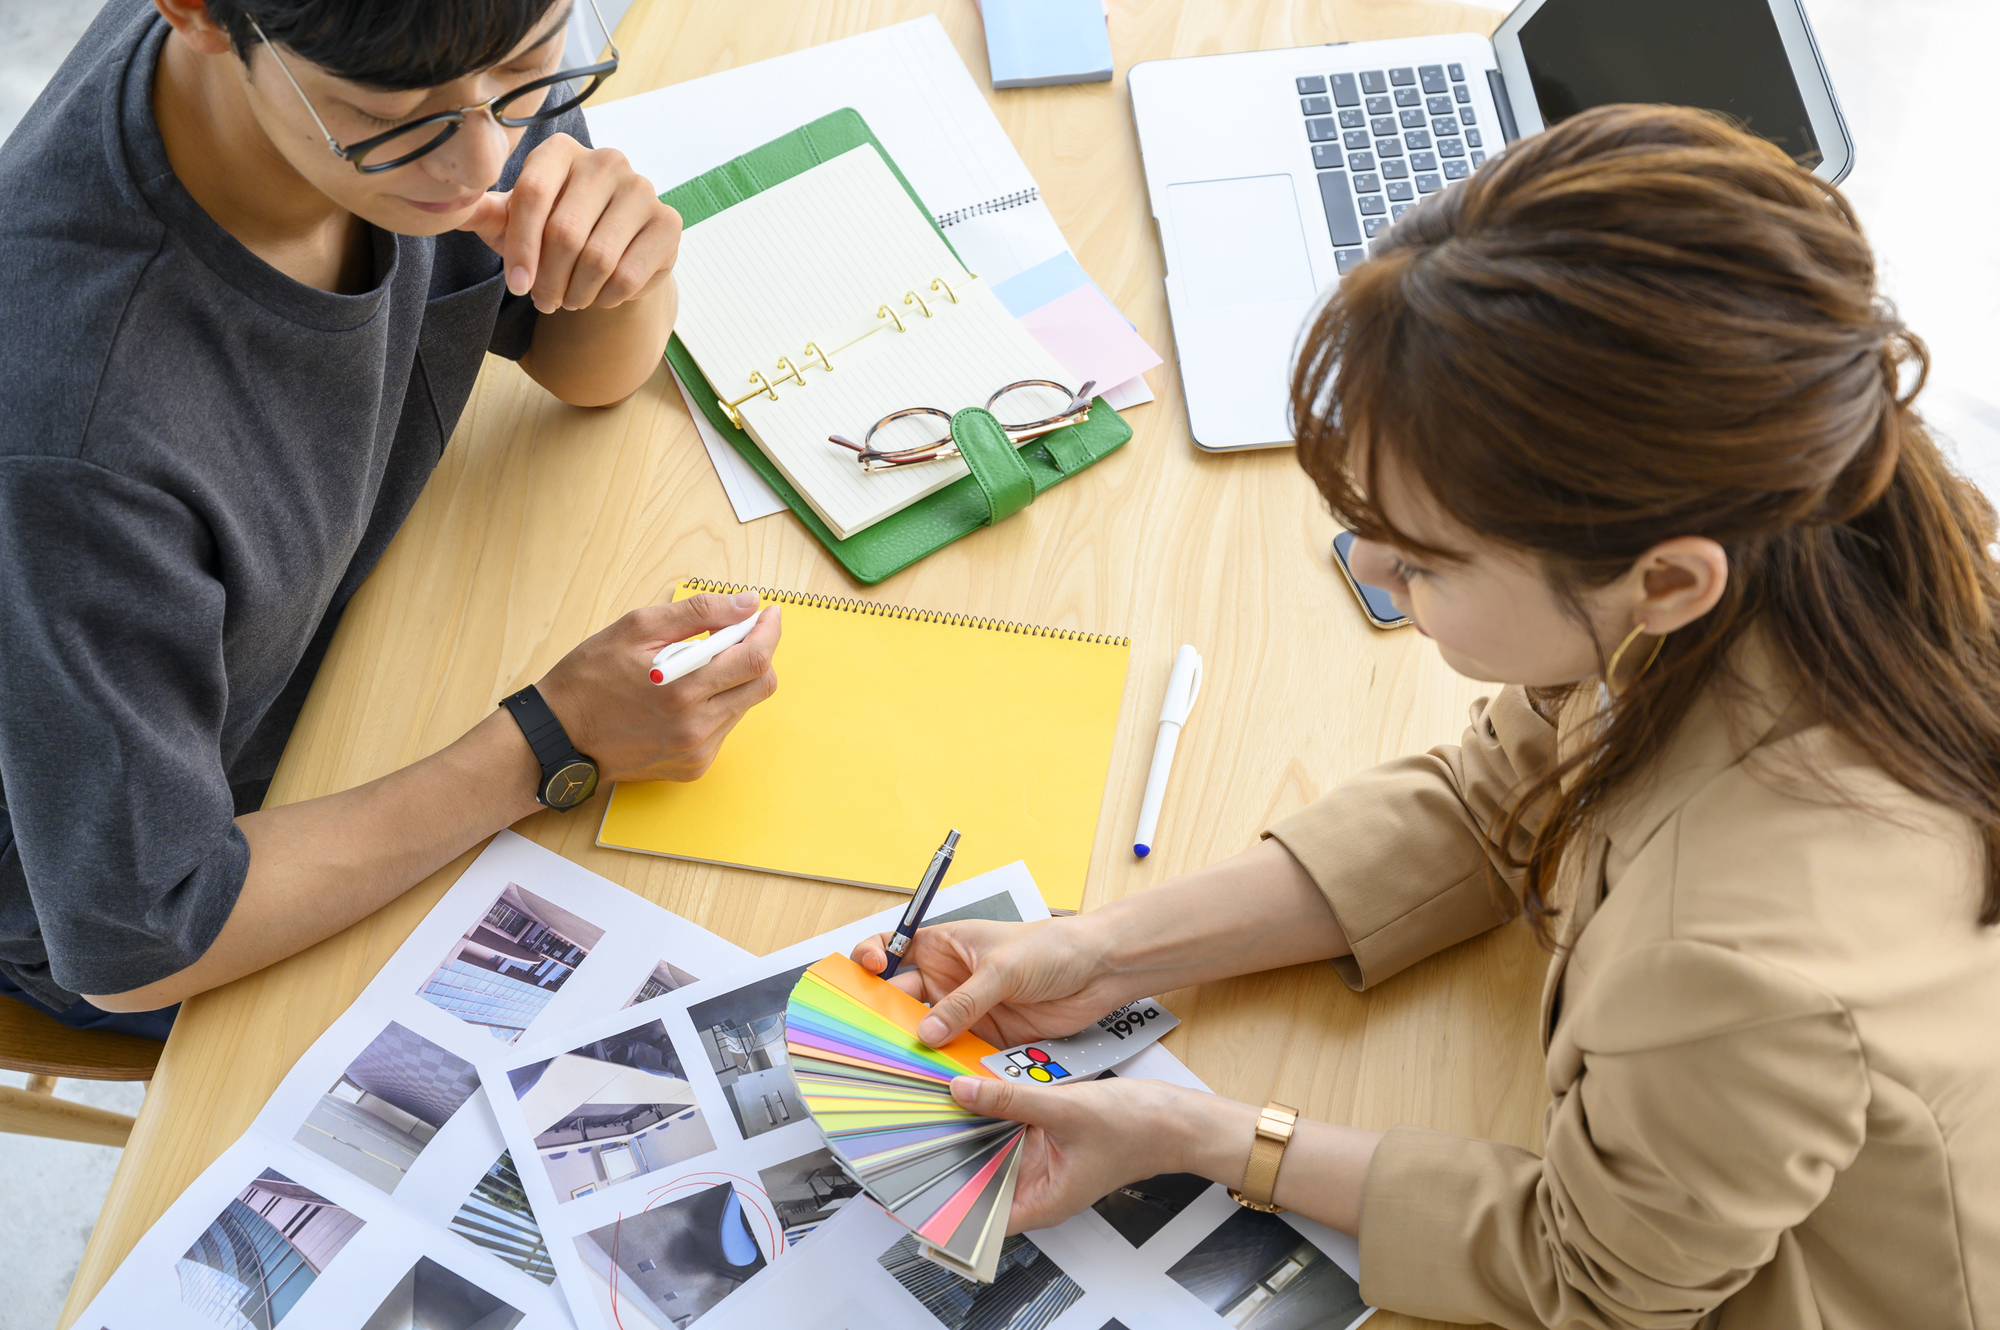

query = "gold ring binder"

[
  {"left": 681, "top": 578, "right": 1131, "bottom": 646},
  {"left": 720, "top": 370, "right": 779, "bottom": 426},
  {"left": 715, "top": 275, "right": 978, "bottom": 423}
]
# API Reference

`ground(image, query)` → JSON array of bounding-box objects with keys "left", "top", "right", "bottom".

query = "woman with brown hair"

[{"left": 854, "top": 103, "right": 2000, "bottom": 1327}]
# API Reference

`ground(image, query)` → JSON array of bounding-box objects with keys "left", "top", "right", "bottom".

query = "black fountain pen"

[{"left": 880, "top": 829, "right": 961, "bottom": 979}]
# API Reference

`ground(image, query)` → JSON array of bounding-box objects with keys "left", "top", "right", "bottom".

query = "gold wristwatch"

[{"left": 1228, "top": 1100, "right": 1298, "bottom": 1213}]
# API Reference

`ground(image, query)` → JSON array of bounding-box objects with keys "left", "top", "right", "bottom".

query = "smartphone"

[{"left": 1332, "top": 530, "right": 1411, "bottom": 630}]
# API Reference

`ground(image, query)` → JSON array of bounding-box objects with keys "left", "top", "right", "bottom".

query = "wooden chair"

[{"left": 0, "top": 998, "right": 161, "bottom": 1147}]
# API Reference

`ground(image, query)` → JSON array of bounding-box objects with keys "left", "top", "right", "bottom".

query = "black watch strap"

[{"left": 501, "top": 685, "right": 597, "bottom": 809}]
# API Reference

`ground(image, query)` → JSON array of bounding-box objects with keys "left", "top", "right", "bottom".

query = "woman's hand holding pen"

[
  {"left": 856, "top": 841, "right": 1351, "bottom": 1051},
  {"left": 852, "top": 918, "right": 1138, "bottom": 1050}
]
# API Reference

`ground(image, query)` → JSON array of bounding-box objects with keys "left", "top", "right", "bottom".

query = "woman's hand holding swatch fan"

[
  {"left": 786, "top": 954, "right": 1024, "bottom": 1281},
  {"left": 670, "top": 142, "right": 1081, "bottom": 538}
]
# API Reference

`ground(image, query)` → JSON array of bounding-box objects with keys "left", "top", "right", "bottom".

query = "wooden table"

[{"left": 62, "top": 3, "right": 1545, "bottom": 1326}]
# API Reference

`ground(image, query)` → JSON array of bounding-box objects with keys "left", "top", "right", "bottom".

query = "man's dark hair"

[{"left": 207, "top": 0, "right": 567, "bottom": 92}]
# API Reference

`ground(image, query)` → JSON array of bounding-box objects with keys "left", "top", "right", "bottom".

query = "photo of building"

[
  {"left": 449, "top": 1152, "right": 556, "bottom": 1285},
  {"left": 879, "top": 1233, "right": 1084, "bottom": 1330},
  {"left": 757, "top": 1146, "right": 863, "bottom": 1249},
  {"left": 293, "top": 1022, "right": 482, "bottom": 1193},
  {"left": 574, "top": 1182, "right": 768, "bottom": 1329},
  {"left": 359, "top": 1256, "right": 524, "bottom": 1330},
  {"left": 506, "top": 1020, "right": 716, "bottom": 1201},
  {"left": 626, "top": 959, "right": 700, "bottom": 1008},
  {"left": 685, "top": 963, "right": 811, "bottom": 1141},
  {"left": 176, "top": 1169, "right": 363, "bottom": 1329},
  {"left": 1166, "top": 1208, "right": 1367, "bottom": 1330},
  {"left": 420, "top": 884, "right": 607, "bottom": 1044},
  {"left": 1089, "top": 1171, "right": 1213, "bottom": 1247}
]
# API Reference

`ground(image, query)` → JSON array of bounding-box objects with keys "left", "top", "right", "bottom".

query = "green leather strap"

[
  {"left": 1036, "top": 414, "right": 1094, "bottom": 476},
  {"left": 951, "top": 407, "right": 1034, "bottom": 525}
]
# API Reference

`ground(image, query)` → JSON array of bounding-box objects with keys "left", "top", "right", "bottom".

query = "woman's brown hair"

[{"left": 1294, "top": 103, "right": 2000, "bottom": 931}]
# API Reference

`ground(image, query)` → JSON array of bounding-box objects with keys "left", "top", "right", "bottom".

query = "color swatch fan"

[{"left": 785, "top": 955, "right": 1023, "bottom": 1281}]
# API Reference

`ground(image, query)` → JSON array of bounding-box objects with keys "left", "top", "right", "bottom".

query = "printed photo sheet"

[
  {"left": 483, "top": 861, "right": 1057, "bottom": 1330},
  {"left": 485, "top": 858, "right": 1370, "bottom": 1330},
  {"left": 73, "top": 830, "right": 754, "bottom": 1330}
]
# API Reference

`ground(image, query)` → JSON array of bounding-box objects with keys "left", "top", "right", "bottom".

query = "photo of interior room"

[
  {"left": 449, "top": 1152, "right": 556, "bottom": 1285},
  {"left": 293, "top": 1022, "right": 482, "bottom": 1193},
  {"left": 1166, "top": 1208, "right": 1367, "bottom": 1330},
  {"left": 756, "top": 1146, "right": 863, "bottom": 1249},
  {"left": 420, "top": 884, "right": 607, "bottom": 1044},
  {"left": 879, "top": 1232, "right": 1084, "bottom": 1330},
  {"left": 175, "top": 1169, "right": 364, "bottom": 1330},
  {"left": 506, "top": 1020, "right": 716, "bottom": 1201},
  {"left": 626, "top": 959, "right": 700, "bottom": 1008},
  {"left": 573, "top": 1182, "right": 768, "bottom": 1330},
  {"left": 359, "top": 1256, "right": 524, "bottom": 1330},
  {"left": 1089, "top": 1171, "right": 1214, "bottom": 1247},
  {"left": 685, "top": 963, "right": 811, "bottom": 1141}
]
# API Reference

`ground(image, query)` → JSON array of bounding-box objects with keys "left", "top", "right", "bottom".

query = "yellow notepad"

[{"left": 598, "top": 580, "right": 1131, "bottom": 911}]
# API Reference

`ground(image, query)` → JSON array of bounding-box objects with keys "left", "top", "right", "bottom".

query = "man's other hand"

[{"left": 457, "top": 133, "right": 681, "bottom": 315}]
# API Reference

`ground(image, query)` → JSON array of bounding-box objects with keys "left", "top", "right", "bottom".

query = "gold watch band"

[{"left": 1228, "top": 1100, "right": 1298, "bottom": 1213}]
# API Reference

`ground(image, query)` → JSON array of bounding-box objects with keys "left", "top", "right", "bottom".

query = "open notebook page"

[
  {"left": 673, "top": 143, "right": 1076, "bottom": 537},
  {"left": 737, "top": 280, "right": 1074, "bottom": 536},
  {"left": 673, "top": 144, "right": 966, "bottom": 419}
]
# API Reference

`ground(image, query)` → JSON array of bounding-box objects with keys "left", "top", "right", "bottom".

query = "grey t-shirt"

[{"left": 0, "top": 1, "right": 584, "bottom": 1008}]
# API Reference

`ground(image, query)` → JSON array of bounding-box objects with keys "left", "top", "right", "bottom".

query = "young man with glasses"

[{"left": 0, "top": 0, "right": 782, "bottom": 1038}]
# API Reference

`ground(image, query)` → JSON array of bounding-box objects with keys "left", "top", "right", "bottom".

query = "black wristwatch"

[{"left": 501, "top": 685, "right": 600, "bottom": 810}]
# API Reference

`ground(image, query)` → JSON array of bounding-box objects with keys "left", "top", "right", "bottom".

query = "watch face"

[{"left": 543, "top": 759, "right": 599, "bottom": 810}]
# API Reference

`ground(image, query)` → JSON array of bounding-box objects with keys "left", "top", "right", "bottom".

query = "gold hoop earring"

[{"left": 1605, "top": 622, "right": 1665, "bottom": 696}]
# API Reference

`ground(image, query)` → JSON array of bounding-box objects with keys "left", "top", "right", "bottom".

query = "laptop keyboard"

[{"left": 1296, "top": 63, "right": 1488, "bottom": 274}]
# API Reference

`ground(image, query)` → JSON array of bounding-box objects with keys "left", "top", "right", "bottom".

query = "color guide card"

[{"left": 786, "top": 955, "right": 1022, "bottom": 1281}]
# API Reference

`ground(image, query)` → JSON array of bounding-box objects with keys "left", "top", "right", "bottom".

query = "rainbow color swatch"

[{"left": 785, "top": 954, "right": 1025, "bottom": 1281}]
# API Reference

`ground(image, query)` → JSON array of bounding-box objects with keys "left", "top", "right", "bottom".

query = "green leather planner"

[{"left": 658, "top": 108, "right": 1131, "bottom": 585}]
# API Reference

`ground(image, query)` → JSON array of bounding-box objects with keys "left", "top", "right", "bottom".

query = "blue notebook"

[{"left": 983, "top": 0, "right": 1114, "bottom": 89}]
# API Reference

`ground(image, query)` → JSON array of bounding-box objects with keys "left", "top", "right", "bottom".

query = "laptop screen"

[{"left": 1516, "top": 0, "right": 1821, "bottom": 169}]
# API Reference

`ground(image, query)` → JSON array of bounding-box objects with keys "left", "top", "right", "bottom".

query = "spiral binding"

[
  {"left": 681, "top": 578, "right": 1130, "bottom": 646},
  {"left": 935, "top": 188, "right": 1039, "bottom": 229}
]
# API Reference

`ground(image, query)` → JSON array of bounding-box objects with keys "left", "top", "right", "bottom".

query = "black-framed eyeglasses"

[
  {"left": 829, "top": 379, "right": 1096, "bottom": 471},
  {"left": 249, "top": 0, "right": 619, "bottom": 174}
]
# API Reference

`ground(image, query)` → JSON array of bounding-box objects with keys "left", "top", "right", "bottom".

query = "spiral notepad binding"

[
  {"left": 681, "top": 578, "right": 1130, "bottom": 647},
  {"left": 934, "top": 188, "right": 1039, "bottom": 229},
  {"left": 717, "top": 274, "right": 979, "bottom": 427}
]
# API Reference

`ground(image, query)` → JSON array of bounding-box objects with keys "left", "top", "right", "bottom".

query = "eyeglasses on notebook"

[{"left": 829, "top": 379, "right": 1097, "bottom": 471}]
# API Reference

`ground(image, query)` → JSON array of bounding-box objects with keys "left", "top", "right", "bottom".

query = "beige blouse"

[{"left": 1266, "top": 636, "right": 2000, "bottom": 1328}]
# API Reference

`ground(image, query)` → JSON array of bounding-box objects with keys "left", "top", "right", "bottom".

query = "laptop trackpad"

[{"left": 1167, "top": 175, "right": 1316, "bottom": 310}]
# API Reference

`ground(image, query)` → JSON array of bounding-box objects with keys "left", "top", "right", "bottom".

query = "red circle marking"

[
  {"left": 650, "top": 668, "right": 665, "bottom": 683},
  {"left": 1026, "top": 1047, "right": 1049, "bottom": 1062}
]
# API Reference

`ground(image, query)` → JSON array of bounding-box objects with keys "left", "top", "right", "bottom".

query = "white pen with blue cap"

[{"left": 1134, "top": 644, "right": 1203, "bottom": 857}]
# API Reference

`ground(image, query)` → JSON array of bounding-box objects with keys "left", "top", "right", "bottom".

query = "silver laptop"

[{"left": 1129, "top": 0, "right": 1853, "bottom": 451}]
